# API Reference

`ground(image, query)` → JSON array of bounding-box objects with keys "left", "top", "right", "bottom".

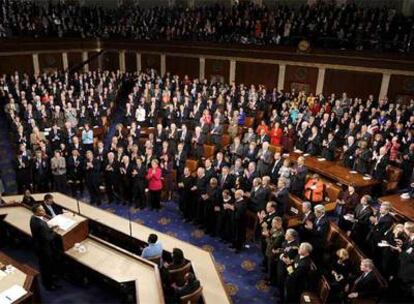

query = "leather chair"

[{"left": 168, "top": 262, "right": 192, "bottom": 286}]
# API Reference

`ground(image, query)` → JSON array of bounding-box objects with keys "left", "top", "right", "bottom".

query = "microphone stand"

[
  {"left": 76, "top": 190, "right": 81, "bottom": 215},
  {"left": 127, "top": 199, "right": 133, "bottom": 237}
]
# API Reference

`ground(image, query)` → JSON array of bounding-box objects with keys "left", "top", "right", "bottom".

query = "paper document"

[
  {"left": 0, "top": 285, "right": 27, "bottom": 303},
  {"left": 48, "top": 214, "right": 76, "bottom": 231}
]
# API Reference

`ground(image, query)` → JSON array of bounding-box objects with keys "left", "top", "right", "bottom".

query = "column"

[
  {"left": 229, "top": 59, "right": 236, "bottom": 84},
  {"left": 277, "top": 64, "right": 286, "bottom": 91},
  {"left": 316, "top": 67, "right": 326, "bottom": 95},
  {"left": 62, "top": 52, "right": 69, "bottom": 70},
  {"left": 402, "top": 0, "right": 414, "bottom": 17},
  {"left": 32, "top": 54, "right": 40, "bottom": 75},
  {"left": 379, "top": 73, "right": 391, "bottom": 101},
  {"left": 160, "top": 54, "right": 166, "bottom": 77},
  {"left": 82, "top": 51, "right": 89, "bottom": 72},
  {"left": 136, "top": 52, "right": 142, "bottom": 72},
  {"left": 199, "top": 57, "right": 205, "bottom": 80},
  {"left": 119, "top": 50, "right": 126, "bottom": 72}
]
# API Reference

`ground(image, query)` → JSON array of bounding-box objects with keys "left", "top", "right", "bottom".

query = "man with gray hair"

[
  {"left": 304, "top": 204, "right": 329, "bottom": 262},
  {"left": 284, "top": 242, "right": 313, "bottom": 302},
  {"left": 347, "top": 258, "right": 378, "bottom": 300},
  {"left": 299, "top": 201, "right": 315, "bottom": 242}
]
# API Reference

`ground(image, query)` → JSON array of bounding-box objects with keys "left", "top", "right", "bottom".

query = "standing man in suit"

[
  {"left": 397, "top": 221, "right": 414, "bottom": 302},
  {"left": 177, "top": 167, "right": 194, "bottom": 221},
  {"left": 269, "top": 152, "right": 283, "bottom": 184},
  {"left": 210, "top": 117, "right": 223, "bottom": 149},
  {"left": 51, "top": 150, "right": 67, "bottom": 193},
  {"left": 174, "top": 143, "right": 187, "bottom": 177},
  {"left": 272, "top": 178, "right": 289, "bottom": 216},
  {"left": 284, "top": 242, "right": 313, "bottom": 303},
  {"left": 367, "top": 201, "right": 394, "bottom": 258},
  {"left": 84, "top": 150, "right": 102, "bottom": 205},
  {"left": 103, "top": 152, "right": 120, "bottom": 204},
  {"left": 231, "top": 190, "right": 247, "bottom": 253},
  {"left": 347, "top": 259, "right": 379, "bottom": 301},
  {"left": 304, "top": 204, "right": 329, "bottom": 263},
  {"left": 246, "top": 178, "right": 269, "bottom": 212},
  {"left": 290, "top": 156, "right": 308, "bottom": 197},
  {"left": 257, "top": 141, "right": 273, "bottom": 176},
  {"left": 131, "top": 157, "right": 147, "bottom": 209},
  {"left": 298, "top": 201, "right": 315, "bottom": 242},
  {"left": 42, "top": 194, "right": 62, "bottom": 218},
  {"left": 30, "top": 204, "right": 60, "bottom": 291},
  {"left": 350, "top": 195, "right": 374, "bottom": 250}
]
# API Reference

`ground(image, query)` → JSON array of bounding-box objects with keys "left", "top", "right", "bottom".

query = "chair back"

[
  {"left": 180, "top": 286, "right": 203, "bottom": 304},
  {"left": 147, "top": 255, "right": 161, "bottom": 266},
  {"left": 169, "top": 262, "right": 192, "bottom": 286}
]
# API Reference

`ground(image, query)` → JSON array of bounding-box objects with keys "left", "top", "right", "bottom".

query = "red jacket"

[{"left": 146, "top": 167, "right": 163, "bottom": 191}]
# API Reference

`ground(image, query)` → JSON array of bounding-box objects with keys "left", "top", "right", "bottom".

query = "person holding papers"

[
  {"left": 41, "top": 193, "right": 62, "bottom": 218},
  {"left": 29, "top": 204, "right": 61, "bottom": 291}
]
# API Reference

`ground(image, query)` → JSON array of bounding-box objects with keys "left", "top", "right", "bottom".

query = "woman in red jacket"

[
  {"left": 269, "top": 122, "right": 283, "bottom": 146},
  {"left": 146, "top": 159, "right": 163, "bottom": 211}
]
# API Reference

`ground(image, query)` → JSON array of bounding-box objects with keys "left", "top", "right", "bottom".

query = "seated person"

[
  {"left": 42, "top": 193, "right": 63, "bottom": 218},
  {"left": 326, "top": 248, "right": 352, "bottom": 302},
  {"left": 164, "top": 248, "right": 187, "bottom": 271},
  {"left": 21, "top": 189, "right": 36, "bottom": 207},
  {"left": 304, "top": 174, "right": 325, "bottom": 204},
  {"left": 171, "top": 272, "right": 200, "bottom": 300},
  {"left": 347, "top": 259, "right": 379, "bottom": 301},
  {"left": 141, "top": 233, "right": 163, "bottom": 259}
]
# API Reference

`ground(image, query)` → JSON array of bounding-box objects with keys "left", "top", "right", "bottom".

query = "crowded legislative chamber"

[{"left": 1, "top": 0, "right": 414, "bottom": 303}]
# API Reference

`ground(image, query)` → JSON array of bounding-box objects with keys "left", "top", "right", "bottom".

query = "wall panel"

[
  {"left": 38, "top": 52, "right": 63, "bottom": 73},
  {"left": 102, "top": 51, "right": 119, "bottom": 71},
  {"left": 235, "top": 61, "right": 278, "bottom": 89},
  {"left": 323, "top": 69, "right": 382, "bottom": 99},
  {"left": 205, "top": 58, "right": 229, "bottom": 83},
  {"left": 0, "top": 54, "right": 34, "bottom": 74},
  {"left": 125, "top": 52, "right": 137, "bottom": 72},
  {"left": 88, "top": 51, "right": 101, "bottom": 71},
  {"left": 166, "top": 55, "right": 199, "bottom": 79},
  {"left": 67, "top": 52, "right": 83, "bottom": 70},
  {"left": 388, "top": 75, "right": 414, "bottom": 103},
  {"left": 284, "top": 65, "right": 318, "bottom": 94},
  {"left": 141, "top": 53, "right": 161, "bottom": 73}
]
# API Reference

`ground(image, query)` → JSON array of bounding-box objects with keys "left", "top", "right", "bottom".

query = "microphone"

[{"left": 76, "top": 190, "right": 81, "bottom": 215}]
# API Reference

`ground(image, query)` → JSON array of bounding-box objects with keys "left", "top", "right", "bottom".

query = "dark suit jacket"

[
  {"left": 371, "top": 155, "right": 388, "bottom": 181},
  {"left": 351, "top": 271, "right": 378, "bottom": 298},
  {"left": 310, "top": 215, "right": 329, "bottom": 248},
  {"left": 290, "top": 165, "right": 308, "bottom": 193},
  {"left": 273, "top": 187, "right": 289, "bottom": 216},
  {"left": 249, "top": 186, "right": 269, "bottom": 212},
  {"left": 42, "top": 202, "right": 63, "bottom": 218},
  {"left": 286, "top": 255, "right": 312, "bottom": 301},
  {"left": 270, "top": 159, "right": 283, "bottom": 183},
  {"left": 30, "top": 215, "right": 56, "bottom": 255}
]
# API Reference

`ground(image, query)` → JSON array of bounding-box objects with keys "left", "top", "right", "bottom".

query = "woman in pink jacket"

[{"left": 146, "top": 159, "right": 163, "bottom": 211}]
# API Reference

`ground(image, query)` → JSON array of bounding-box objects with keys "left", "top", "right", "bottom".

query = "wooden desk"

[
  {"left": 4, "top": 193, "right": 231, "bottom": 304},
  {"left": 379, "top": 194, "right": 414, "bottom": 222},
  {"left": 66, "top": 236, "right": 163, "bottom": 304},
  {"left": 288, "top": 152, "right": 379, "bottom": 192},
  {"left": 0, "top": 251, "right": 40, "bottom": 304},
  {"left": 0, "top": 205, "right": 89, "bottom": 251}
]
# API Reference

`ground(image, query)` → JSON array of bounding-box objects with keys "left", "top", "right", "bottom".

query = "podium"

[{"left": 49, "top": 213, "right": 89, "bottom": 251}]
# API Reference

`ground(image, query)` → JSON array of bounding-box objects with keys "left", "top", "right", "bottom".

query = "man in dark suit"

[
  {"left": 84, "top": 150, "right": 102, "bottom": 205},
  {"left": 321, "top": 132, "right": 337, "bottom": 161},
  {"left": 247, "top": 177, "right": 269, "bottom": 212},
  {"left": 174, "top": 143, "right": 187, "bottom": 176},
  {"left": 256, "top": 142, "right": 273, "bottom": 176},
  {"left": 284, "top": 242, "right": 313, "bottom": 303},
  {"left": 131, "top": 157, "right": 147, "bottom": 209},
  {"left": 272, "top": 178, "right": 289, "bottom": 216},
  {"left": 350, "top": 195, "right": 374, "bottom": 250},
  {"left": 15, "top": 151, "right": 31, "bottom": 194},
  {"left": 66, "top": 149, "right": 84, "bottom": 197},
  {"left": 298, "top": 201, "right": 315, "bottom": 242},
  {"left": 347, "top": 259, "right": 379, "bottom": 301},
  {"left": 290, "top": 156, "right": 308, "bottom": 197},
  {"left": 103, "top": 152, "right": 120, "bottom": 204},
  {"left": 218, "top": 166, "right": 235, "bottom": 191},
  {"left": 367, "top": 201, "right": 394, "bottom": 257},
  {"left": 30, "top": 204, "right": 60, "bottom": 290},
  {"left": 32, "top": 150, "right": 50, "bottom": 193},
  {"left": 304, "top": 204, "right": 329, "bottom": 263},
  {"left": 42, "top": 193, "right": 62, "bottom": 218},
  {"left": 210, "top": 117, "right": 223, "bottom": 148},
  {"left": 191, "top": 167, "right": 208, "bottom": 224},
  {"left": 371, "top": 147, "right": 389, "bottom": 181},
  {"left": 397, "top": 222, "right": 414, "bottom": 302},
  {"left": 231, "top": 190, "right": 247, "bottom": 253},
  {"left": 178, "top": 167, "right": 194, "bottom": 221},
  {"left": 269, "top": 152, "right": 283, "bottom": 184}
]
